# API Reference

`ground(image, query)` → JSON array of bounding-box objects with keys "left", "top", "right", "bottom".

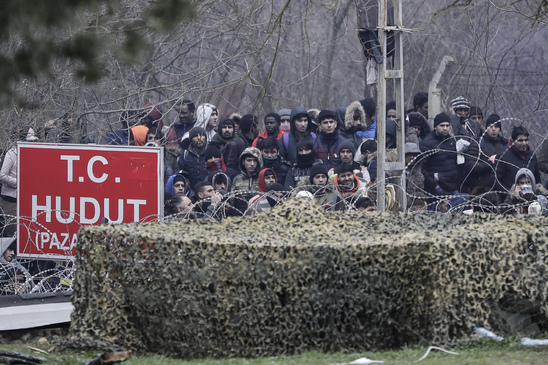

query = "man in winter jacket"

[
  {"left": 165, "top": 100, "right": 196, "bottom": 150},
  {"left": 420, "top": 113, "right": 467, "bottom": 210},
  {"left": 313, "top": 110, "right": 347, "bottom": 170},
  {"left": 232, "top": 147, "right": 264, "bottom": 192},
  {"left": 492, "top": 125, "right": 541, "bottom": 202},
  {"left": 252, "top": 112, "right": 285, "bottom": 148},
  {"left": 462, "top": 114, "right": 508, "bottom": 193},
  {"left": 259, "top": 137, "right": 292, "bottom": 187},
  {"left": 223, "top": 114, "right": 259, "bottom": 170},
  {"left": 278, "top": 107, "right": 316, "bottom": 164},
  {"left": 178, "top": 127, "right": 208, "bottom": 191}
]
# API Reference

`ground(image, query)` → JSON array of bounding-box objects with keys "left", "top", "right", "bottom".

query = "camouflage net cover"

[{"left": 68, "top": 199, "right": 548, "bottom": 358}]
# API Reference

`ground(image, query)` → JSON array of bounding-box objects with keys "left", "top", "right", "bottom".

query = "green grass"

[{"left": 2, "top": 337, "right": 548, "bottom": 364}]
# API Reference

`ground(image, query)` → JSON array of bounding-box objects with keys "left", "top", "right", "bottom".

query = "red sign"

[{"left": 17, "top": 143, "right": 163, "bottom": 259}]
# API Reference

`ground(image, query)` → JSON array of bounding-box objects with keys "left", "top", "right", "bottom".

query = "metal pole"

[{"left": 376, "top": 0, "right": 387, "bottom": 212}]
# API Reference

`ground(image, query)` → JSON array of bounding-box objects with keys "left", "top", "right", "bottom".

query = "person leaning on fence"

[
  {"left": 501, "top": 168, "right": 548, "bottom": 214},
  {"left": 420, "top": 112, "right": 468, "bottom": 211}
]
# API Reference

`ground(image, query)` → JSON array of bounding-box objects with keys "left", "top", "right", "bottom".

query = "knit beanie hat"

[
  {"left": 204, "top": 145, "right": 222, "bottom": 161},
  {"left": 484, "top": 114, "right": 501, "bottom": 129},
  {"left": 317, "top": 109, "right": 336, "bottom": 123},
  {"left": 309, "top": 164, "right": 328, "bottom": 180},
  {"left": 450, "top": 96, "right": 470, "bottom": 110},
  {"left": 408, "top": 111, "right": 427, "bottom": 128},
  {"left": 189, "top": 127, "right": 206, "bottom": 140},
  {"left": 278, "top": 108, "right": 291, "bottom": 121},
  {"left": 433, "top": 112, "right": 451, "bottom": 128},
  {"left": 339, "top": 140, "right": 356, "bottom": 156},
  {"left": 144, "top": 102, "right": 163, "bottom": 121}
]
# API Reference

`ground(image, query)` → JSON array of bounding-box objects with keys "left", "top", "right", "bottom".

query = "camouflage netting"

[{"left": 68, "top": 199, "right": 548, "bottom": 358}]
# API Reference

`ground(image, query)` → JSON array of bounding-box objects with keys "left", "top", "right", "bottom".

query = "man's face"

[
  {"left": 470, "top": 114, "right": 483, "bottom": 126},
  {"left": 179, "top": 196, "right": 194, "bottom": 213},
  {"left": 387, "top": 109, "right": 397, "bottom": 121},
  {"left": 486, "top": 124, "right": 500, "bottom": 139},
  {"left": 410, "top": 126, "right": 421, "bottom": 136},
  {"left": 221, "top": 124, "right": 234, "bottom": 139},
  {"left": 435, "top": 122, "right": 450, "bottom": 137},
  {"left": 173, "top": 181, "right": 186, "bottom": 195},
  {"left": 262, "top": 148, "right": 278, "bottom": 159},
  {"left": 518, "top": 175, "right": 532, "bottom": 186},
  {"left": 264, "top": 117, "right": 279, "bottom": 135},
  {"left": 298, "top": 146, "right": 312, "bottom": 155},
  {"left": 208, "top": 111, "right": 218, "bottom": 130},
  {"left": 243, "top": 156, "right": 258, "bottom": 175},
  {"left": 353, "top": 111, "right": 362, "bottom": 127},
  {"left": 513, "top": 134, "right": 529, "bottom": 152},
  {"left": 3, "top": 248, "right": 14, "bottom": 262},
  {"left": 280, "top": 119, "right": 291, "bottom": 132},
  {"left": 454, "top": 107, "right": 469, "bottom": 118},
  {"left": 214, "top": 180, "right": 227, "bottom": 191},
  {"left": 338, "top": 171, "right": 355, "bottom": 189},
  {"left": 233, "top": 121, "right": 240, "bottom": 135},
  {"left": 294, "top": 116, "right": 309, "bottom": 133},
  {"left": 200, "top": 185, "right": 215, "bottom": 200},
  {"left": 416, "top": 102, "right": 428, "bottom": 118},
  {"left": 312, "top": 173, "right": 328, "bottom": 186},
  {"left": 319, "top": 118, "right": 337, "bottom": 134},
  {"left": 191, "top": 133, "right": 206, "bottom": 149},
  {"left": 405, "top": 153, "right": 418, "bottom": 165},
  {"left": 264, "top": 174, "right": 276, "bottom": 188},
  {"left": 179, "top": 105, "right": 194, "bottom": 124},
  {"left": 340, "top": 148, "right": 353, "bottom": 164}
]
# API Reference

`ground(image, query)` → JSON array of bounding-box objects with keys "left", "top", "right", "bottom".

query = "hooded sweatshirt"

[
  {"left": 232, "top": 147, "right": 264, "bottom": 191},
  {"left": 279, "top": 107, "right": 317, "bottom": 164}
]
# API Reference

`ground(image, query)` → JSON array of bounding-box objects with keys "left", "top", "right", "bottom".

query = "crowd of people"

[
  {"left": 96, "top": 94, "right": 548, "bottom": 217},
  {"left": 3, "top": 92, "right": 548, "bottom": 293}
]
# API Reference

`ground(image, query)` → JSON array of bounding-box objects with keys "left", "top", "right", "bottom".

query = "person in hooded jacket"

[
  {"left": 206, "top": 170, "right": 232, "bottom": 193},
  {"left": 355, "top": 98, "right": 377, "bottom": 140},
  {"left": 259, "top": 136, "right": 292, "bottom": 187},
  {"left": 247, "top": 168, "right": 278, "bottom": 215},
  {"left": 231, "top": 147, "right": 264, "bottom": 215},
  {"left": 232, "top": 147, "right": 264, "bottom": 192},
  {"left": 178, "top": 127, "right": 209, "bottom": 191},
  {"left": 278, "top": 107, "right": 316, "bottom": 164},
  {"left": 210, "top": 118, "right": 236, "bottom": 151},
  {"left": 1, "top": 237, "right": 34, "bottom": 294},
  {"left": 165, "top": 171, "right": 191, "bottom": 197},
  {"left": 203, "top": 145, "right": 239, "bottom": 180},
  {"left": 223, "top": 114, "right": 259, "bottom": 171},
  {"left": 180, "top": 103, "right": 218, "bottom": 149},
  {"left": 406, "top": 111, "right": 431, "bottom": 145},
  {"left": 503, "top": 168, "right": 548, "bottom": 210},
  {"left": 334, "top": 101, "right": 365, "bottom": 149}
]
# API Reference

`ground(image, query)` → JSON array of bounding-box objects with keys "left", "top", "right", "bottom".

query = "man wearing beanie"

[
  {"left": 178, "top": 127, "right": 208, "bottom": 191},
  {"left": 420, "top": 113, "right": 466, "bottom": 210},
  {"left": 449, "top": 95, "right": 480, "bottom": 139},
  {"left": 252, "top": 112, "right": 285, "bottom": 148},
  {"left": 313, "top": 109, "right": 347, "bottom": 170},
  {"left": 278, "top": 108, "right": 292, "bottom": 133},
  {"left": 223, "top": 114, "right": 259, "bottom": 170},
  {"left": 462, "top": 114, "right": 508, "bottom": 193}
]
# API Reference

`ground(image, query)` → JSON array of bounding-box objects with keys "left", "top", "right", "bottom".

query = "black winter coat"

[{"left": 420, "top": 131, "right": 460, "bottom": 195}]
